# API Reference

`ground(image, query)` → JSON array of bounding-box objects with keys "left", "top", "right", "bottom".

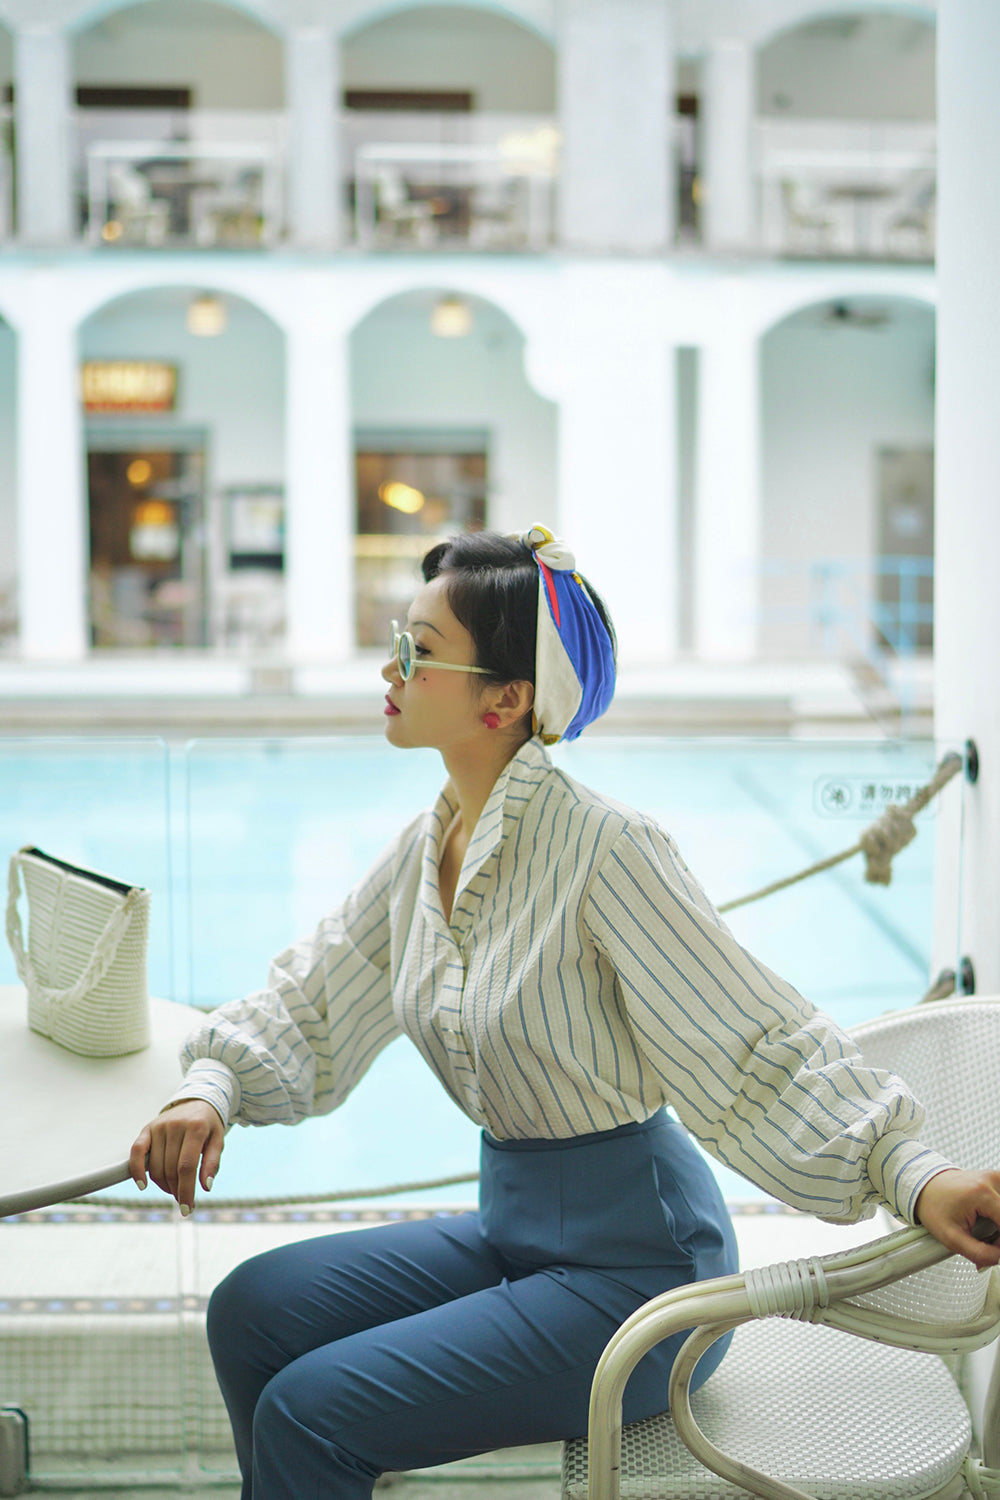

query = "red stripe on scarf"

[{"left": 538, "top": 559, "right": 561, "bottom": 628}]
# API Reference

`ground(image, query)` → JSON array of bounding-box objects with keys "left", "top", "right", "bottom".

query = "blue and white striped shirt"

[{"left": 170, "top": 736, "right": 951, "bottom": 1225}]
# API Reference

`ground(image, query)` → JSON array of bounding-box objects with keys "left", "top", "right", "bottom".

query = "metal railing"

[{"left": 759, "top": 554, "right": 934, "bottom": 669}]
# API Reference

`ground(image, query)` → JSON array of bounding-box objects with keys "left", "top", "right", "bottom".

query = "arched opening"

[
  {"left": 79, "top": 284, "right": 286, "bottom": 652},
  {"left": 756, "top": 10, "right": 936, "bottom": 259},
  {"left": 0, "top": 312, "right": 16, "bottom": 651},
  {"left": 0, "top": 21, "right": 12, "bottom": 241},
  {"left": 72, "top": 0, "right": 285, "bottom": 247},
  {"left": 343, "top": 4, "right": 557, "bottom": 250},
  {"left": 350, "top": 286, "right": 556, "bottom": 645},
  {"left": 759, "top": 293, "right": 936, "bottom": 665}
]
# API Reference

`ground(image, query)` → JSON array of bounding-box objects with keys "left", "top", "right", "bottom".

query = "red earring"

[{"left": 483, "top": 712, "right": 501, "bottom": 729}]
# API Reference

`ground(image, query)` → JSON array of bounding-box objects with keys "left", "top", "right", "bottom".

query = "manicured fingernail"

[
  {"left": 205, "top": 1176, "right": 214, "bottom": 1192},
  {"left": 137, "top": 1178, "right": 147, "bottom": 1191},
  {"left": 180, "top": 1204, "right": 192, "bottom": 1218}
]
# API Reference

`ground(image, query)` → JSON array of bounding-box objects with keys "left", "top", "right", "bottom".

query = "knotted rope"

[{"left": 719, "top": 751, "right": 963, "bottom": 914}]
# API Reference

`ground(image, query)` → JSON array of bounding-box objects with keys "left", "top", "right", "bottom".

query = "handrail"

[
  {"left": 586, "top": 1225, "right": 964, "bottom": 1500},
  {"left": 0, "top": 1160, "right": 130, "bottom": 1219}
]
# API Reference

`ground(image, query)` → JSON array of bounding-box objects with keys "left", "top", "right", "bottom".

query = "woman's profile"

[{"left": 131, "top": 525, "right": 1000, "bottom": 1500}]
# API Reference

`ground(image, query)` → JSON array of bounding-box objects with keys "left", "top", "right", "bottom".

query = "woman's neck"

[{"left": 440, "top": 736, "right": 524, "bottom": 847}]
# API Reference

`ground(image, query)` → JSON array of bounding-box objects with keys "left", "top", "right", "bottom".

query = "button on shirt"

[{"left": 170, "top": 737, "right": 952, "bottom": 1226}]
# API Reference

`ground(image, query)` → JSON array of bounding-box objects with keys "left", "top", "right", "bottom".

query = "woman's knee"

[{"left": 207, "top": 1252, "right": 274, "bottom": 1362}]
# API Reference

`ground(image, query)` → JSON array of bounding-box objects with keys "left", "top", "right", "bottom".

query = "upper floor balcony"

[{"left": 64, "top": 104, "right": 935, "bottom": 263}]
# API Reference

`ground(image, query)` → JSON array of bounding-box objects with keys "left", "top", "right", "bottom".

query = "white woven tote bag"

[{"left": 6, "top": 846, "right": 151, "bottom": 1057}]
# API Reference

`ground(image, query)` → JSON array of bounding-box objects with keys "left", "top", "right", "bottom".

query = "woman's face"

[{"left": 381, "top": 574, "right": 488, "bottom": 753}]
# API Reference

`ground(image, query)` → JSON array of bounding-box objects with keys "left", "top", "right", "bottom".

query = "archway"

[
  {"left": 72, "top": 0, "right": 285, "bottom": 248},
  {"left": 79, "top": 284, "right": 286, "bottom": 652},
  {"left": 343, "top": 4, "right": 557, "bottom": 250},
  {"left": 759, "top": 293, "right": 936, "bottom": 662},
  {"left": 755, "top": 10, "right": 936, "bottom": 259},
  {"left": 0, "top": 312, "right": 16, "bottom": 650},
  {"left": 349, "top": 286, "right": 556, "bottom": 646}
]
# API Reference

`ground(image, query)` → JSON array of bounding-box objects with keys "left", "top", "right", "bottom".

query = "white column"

[
  {"left": 558, "top": 0, "right": 676, "bottom": 253},
  {"left": 14, "top": 26, "right": 74, "bottom": 247},
  {"left": 284, "top": 318, "right": 352, "bottom": 661},
  {"left": 555, "top": 287, "right": 676, "bottom": 663},
  {"left": 701, "top": 38, "right": 755, "bottom": 252},
  {"left": 284, "top": 26, "right": 341, "bottom": 249},
  {"left": 17, "top": 285, "right": 87, "bottom": 658},
  {"left": 932, "top": 0, "right": 1000, "bottom": 994},
  {"left": 693, "top": 327, "right": 760, "bottom": 660}
]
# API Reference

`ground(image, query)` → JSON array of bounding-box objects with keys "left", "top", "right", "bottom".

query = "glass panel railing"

[
  {"left": 343, "top": 110, "right": 558, "bottom": 251},
  {"left": 74, "top": 108, "right": 287, "bottom": 249},
  {"left": 0, "top": 736, "right": 189, "bottom": 1488},
  {"left": 756, "top": 117, "right": 936, "bottom": 261}
]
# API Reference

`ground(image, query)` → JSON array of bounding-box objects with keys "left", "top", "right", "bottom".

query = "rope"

[
  {"left": 719, "top": 751, "right": 963, "bottom": 914},
  {"left": 71, "top": 1169, "right": 481, "bottom": 1211},
  {"left": 63, "top": 755, "right": 964, "bottom": 1215}
]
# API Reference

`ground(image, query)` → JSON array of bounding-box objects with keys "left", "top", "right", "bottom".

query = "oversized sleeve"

[
  {"left": 165, "top": 836, "right": 399, "bottom": 1128},
  {"left": 582, "top": 820, "right": 954, "bottom": 1225}
]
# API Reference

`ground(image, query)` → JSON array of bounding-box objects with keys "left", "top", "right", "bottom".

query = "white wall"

[
  {"left": 343, "top": 4, "right": 555, "bottom": 113},
  {"left": 73, "top": 0, "right": 285, "bottom": 109},
  {"left": 760, "top": 298, "right": 935, "bottom": 654},
  {"left": 78, "top": 289, "right": 285, "bottom": 493},
  {"left": 0, "top": 320, "right": 16, "bottom": 599},
  {"left": 758, "top": 12, "right": 936, "bottom": 120},
  {"left": 351, "top": 291, "right": 557, "bottom": 537}
]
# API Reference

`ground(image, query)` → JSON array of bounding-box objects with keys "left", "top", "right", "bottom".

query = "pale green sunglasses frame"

[{"left": 388, "top": 620, "right": 491, "bottom": 683}]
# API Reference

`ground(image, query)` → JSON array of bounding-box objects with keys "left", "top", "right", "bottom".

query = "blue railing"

[{"left": 759, "top": 555, "right": 934, "bottom": 667}]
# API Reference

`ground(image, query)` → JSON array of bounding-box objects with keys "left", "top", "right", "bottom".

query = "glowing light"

[
  {"left": 186, "top": 293, "right": 227, "bottom": 337},
  {"left": 126, "top": 458, "right": 154, "bottom": 487},
  {"left": 132, "top": 500, "right": 175, "bottom": 528},
  {"left": 378, "top": 481, "right": 425, "bottom": 515},
  {"left": 430, "top": 296, "right": 473, "bottom": 338},
  {"left": 101, "top": 220, "right": 124, "bottom": 242}
]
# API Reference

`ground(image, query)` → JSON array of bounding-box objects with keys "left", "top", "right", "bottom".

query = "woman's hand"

[
  {"left": 914, "top": 1168, "right": 1000, "bottom": 1268},
  {"left": 129, "top": 1100, "right": 225, "bottom": 1216}
]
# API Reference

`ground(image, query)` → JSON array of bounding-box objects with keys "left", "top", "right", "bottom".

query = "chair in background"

[
  {"left": 885, "top": 172, "right": 937, "bottom": 261},
  {"left": 373, "top": 168, "right": 440, "bottom": 247},
  {"left": 779, "top": 178, "right": 837, "bottom": 255},
  {"left": 105, "top": 162, "right": 171, "bottom": 246},
  {"left": 563, "top": 996, "right": 1000, "bottom": 1500}
]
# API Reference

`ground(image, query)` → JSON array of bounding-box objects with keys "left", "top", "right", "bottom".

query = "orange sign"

[{"left": 81, "top": 360, "right": 177, "bottom": 414}]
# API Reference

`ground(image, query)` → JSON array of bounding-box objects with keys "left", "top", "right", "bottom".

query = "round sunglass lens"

[{"left": 398, "top": 632, "right": 413, "bottom": 680}]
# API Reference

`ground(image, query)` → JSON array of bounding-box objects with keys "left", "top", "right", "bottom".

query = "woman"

[{"left": 131, "top": 526, "right": 1000, "bottom": 1500}]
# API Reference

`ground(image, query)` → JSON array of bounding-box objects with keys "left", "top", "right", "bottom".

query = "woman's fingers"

[
  {"left": 128, "top": 1124, "right": 151, "bottom": 1189},
  {"left": 128, "top": 1102, "right": 225, "bottom": 1212}
]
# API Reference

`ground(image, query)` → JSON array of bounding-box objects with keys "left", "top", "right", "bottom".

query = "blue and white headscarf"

[{"left": 520, "top": 524, "right": 616, "bottom": 744}]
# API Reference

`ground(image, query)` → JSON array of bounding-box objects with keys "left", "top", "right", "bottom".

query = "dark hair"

[{"left": 421, "top": 530, "right": 617, "bottom": 687}]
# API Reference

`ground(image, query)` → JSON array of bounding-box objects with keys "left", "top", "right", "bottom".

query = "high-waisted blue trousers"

[{"left": 206, "top": 1111, "right": 738, "bottom": 1500}]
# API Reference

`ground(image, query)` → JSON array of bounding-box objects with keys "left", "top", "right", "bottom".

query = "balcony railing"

[
  {"left": 760, "top": 555, "right": 934, "bottom": 666},
  {"left": 755, "top": 119, "right": 936, "bottom": 261},
  {"left": 343, "top": 110, "right": 559, "bottom": 251},
  {"left": 75, "top": 108, "right": 287, "bottom": 249}
]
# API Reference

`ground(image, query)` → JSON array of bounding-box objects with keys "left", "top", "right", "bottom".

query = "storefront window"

[{"left": 354, "top": 439, "right": 487, "bottom": 648}]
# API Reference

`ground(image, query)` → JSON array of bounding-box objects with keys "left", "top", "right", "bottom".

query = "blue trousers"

[{"left": 206, "top": 1112, "right": 737, "bottom": 1500}]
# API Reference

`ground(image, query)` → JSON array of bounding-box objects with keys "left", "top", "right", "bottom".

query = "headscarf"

[{"left": 520, "top": 524, "right": 616, "bottom": 744}]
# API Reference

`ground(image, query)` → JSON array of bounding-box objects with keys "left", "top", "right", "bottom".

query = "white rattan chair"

[{"left": 563, "top": 996, "right": 1000, "bottom": 1500}]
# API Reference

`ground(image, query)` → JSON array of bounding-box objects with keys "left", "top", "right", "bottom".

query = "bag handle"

[{"left": 6, "top": 850, "right": 144, "bottom": 1010}]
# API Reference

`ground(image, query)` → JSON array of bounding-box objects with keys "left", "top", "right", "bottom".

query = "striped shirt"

[{"left": 170, "top": 736, "right": 951, "bottom": 1225}]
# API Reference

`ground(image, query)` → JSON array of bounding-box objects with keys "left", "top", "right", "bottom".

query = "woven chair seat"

[{"left": 562, "top": 1315, "right": 971, "bottom": 1500}]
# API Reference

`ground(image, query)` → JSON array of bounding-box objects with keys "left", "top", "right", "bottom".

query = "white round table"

[{"left": 0, "top": 984, "right": 195, "bottom": 1215}]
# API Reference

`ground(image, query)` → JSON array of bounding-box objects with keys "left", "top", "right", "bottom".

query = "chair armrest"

[
  {"left": 0, "top": 1159, "right": 130, "bottom": 1218},
  {"left": 587, "top": 1224, "right": 955, "bottom": 1500}
]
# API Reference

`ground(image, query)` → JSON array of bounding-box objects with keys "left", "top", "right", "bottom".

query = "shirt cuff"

[
  {"left": 868, "top": 1129, "right": 956, "bottom": 1224},
  {"left": 164, "top": 1059, "right": 242, "bottom": 1130}
]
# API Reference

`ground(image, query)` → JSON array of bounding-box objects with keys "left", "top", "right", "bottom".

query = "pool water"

[{"left": 0, "top": 734, "right": 962, "bottom": 1207}]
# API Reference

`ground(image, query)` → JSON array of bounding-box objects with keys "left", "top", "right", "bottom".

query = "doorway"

[
  {"left": 87, "top": 439, "right": 207, "bottom": 648},
  {"left": 876, "top": 446, "right": 934, "bottom": 653}
]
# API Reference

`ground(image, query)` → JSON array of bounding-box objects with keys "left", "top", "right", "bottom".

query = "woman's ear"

[{"left": 493, "top": 679, "right": 534, "bottom": 728}]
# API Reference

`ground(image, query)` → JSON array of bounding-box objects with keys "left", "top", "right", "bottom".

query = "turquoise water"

[{"left": 0, "top": 734, "right": 962, "bottom": 1206}]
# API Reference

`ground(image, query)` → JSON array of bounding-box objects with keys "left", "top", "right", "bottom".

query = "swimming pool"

[{"left": 0, "top": 733, "right": 963, "bottom": 1207}]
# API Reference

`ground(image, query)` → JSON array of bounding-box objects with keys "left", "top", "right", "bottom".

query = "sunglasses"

[{"left": 388, "top": 621, "right": 491, "bottom": 683}]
